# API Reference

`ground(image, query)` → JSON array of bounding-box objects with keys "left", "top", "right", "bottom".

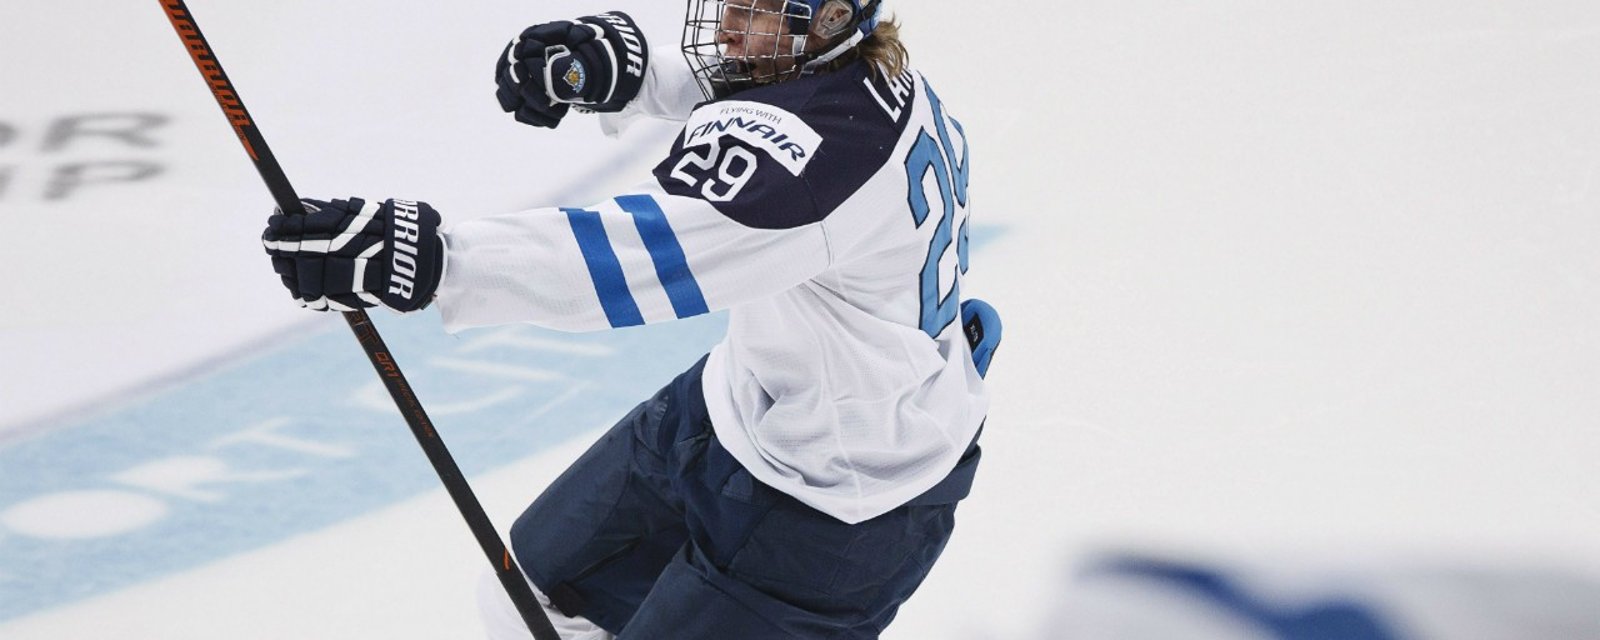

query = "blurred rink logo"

[
  {"left": 0, "top": 113, "right": 170, "bottom": 203},
  {"left": 0, "top": 311, "right": 724, "bottom": 623}
]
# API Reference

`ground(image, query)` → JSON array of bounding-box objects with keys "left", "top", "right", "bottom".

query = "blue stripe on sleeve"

[
  {"left": 615, "top": 195, "right": 710, "bottom": 319},
  {"left": 564, "top": 208, "right": 645, "bottom": 328}
]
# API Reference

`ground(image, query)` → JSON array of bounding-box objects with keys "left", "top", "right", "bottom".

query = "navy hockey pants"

[{"left": 508, "top": 356, "right": 981, "bottom": 639}]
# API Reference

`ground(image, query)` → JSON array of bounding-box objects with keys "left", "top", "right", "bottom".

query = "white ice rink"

[{"left": 3, "top": 1, "right": 1598, "bottom": 638}]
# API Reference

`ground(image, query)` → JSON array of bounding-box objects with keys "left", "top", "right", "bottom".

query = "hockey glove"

[
  {"left": 494, "top": 12, "right": 649, "bottom": 128},
  {"left": 261, "top": 197, "right": 444, "bottom": 313}
]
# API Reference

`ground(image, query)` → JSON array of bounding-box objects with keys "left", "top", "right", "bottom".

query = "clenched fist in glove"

[
  {"left": 495, "top": 11, "right": 649, "bottom": 128},
  {"left": 262, "top": 197, "right": 444, "bottom": 313}
]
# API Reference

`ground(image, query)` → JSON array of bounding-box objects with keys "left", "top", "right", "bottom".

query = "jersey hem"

[{"left": 701, "top": 342, "right": 988, "bottom": 525}]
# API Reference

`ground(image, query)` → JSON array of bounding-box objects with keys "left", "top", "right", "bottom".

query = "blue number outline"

[{"left": 905, "top": 81, "right": 970, "bottom": 339}]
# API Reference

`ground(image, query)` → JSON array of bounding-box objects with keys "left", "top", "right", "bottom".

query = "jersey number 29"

[
  {"left": 905, "top": 83, "right": 970, "bottom": 340},
  {"left": 670, "top": 145, "right": 759, "bottom": 202}
]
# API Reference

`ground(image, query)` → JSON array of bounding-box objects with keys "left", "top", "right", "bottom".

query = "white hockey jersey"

[{"left": 435, "top": 56, "right": 987, "bottom": 524}]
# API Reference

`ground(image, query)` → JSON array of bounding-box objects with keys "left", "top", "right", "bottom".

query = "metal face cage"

[{"left": 682, "top": 0, "right": 816, "bottom": 100}]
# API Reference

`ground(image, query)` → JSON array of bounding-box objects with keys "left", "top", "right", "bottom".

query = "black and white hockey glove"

[
  {"left": 494, "top": 12, "right": 649, "bottom": 128},
  {"left": 261, "top": 197, "right": 444, "bottom": 313}
]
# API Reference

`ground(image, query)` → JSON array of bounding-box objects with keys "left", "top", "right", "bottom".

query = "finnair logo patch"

[{"left": 682, "top": 101, "right": 823, "bottom": 176}]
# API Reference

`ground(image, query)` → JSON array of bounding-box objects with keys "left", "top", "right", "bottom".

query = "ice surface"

[{"left": 2, "top": 0, "right": 1598, "bottom": 638}]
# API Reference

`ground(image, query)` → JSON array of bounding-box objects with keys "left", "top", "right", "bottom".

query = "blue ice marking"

[
  {"left": 0, "top": 311, "right": 725, "bottom": 623},
  {"left": 1102, "top": 557, "right": 1403, "bottom": 640}
]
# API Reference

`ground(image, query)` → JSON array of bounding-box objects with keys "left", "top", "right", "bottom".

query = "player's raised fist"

[
  {"left": 261, "top": 197, "right": 444, "bottom": 313},
  {"left": 495, "top": 12, "right": 650, "bottom": 128}
]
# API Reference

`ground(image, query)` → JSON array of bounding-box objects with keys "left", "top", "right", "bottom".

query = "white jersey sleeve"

[
  {"left": 434, "top": 181, "right": 830, "bottom": 332},
  {"left": 596, "top": 47, "right": 705, "bottom": 136}
]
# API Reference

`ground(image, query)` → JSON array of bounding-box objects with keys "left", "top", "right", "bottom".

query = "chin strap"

[{"left": 798, "top": 29, "right": 865, "bottom": 76}]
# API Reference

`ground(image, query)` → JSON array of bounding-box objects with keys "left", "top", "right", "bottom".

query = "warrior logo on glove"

[
  {"left": 494, "top": 12, "right": 649, "bottom": 129},
  {"left": 261, "top": 197, "right": 445, "bottom": 313}
]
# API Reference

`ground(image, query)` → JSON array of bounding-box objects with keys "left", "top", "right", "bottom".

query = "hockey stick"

[{"left": 157, "top": 3, "right": 559, "bottom": 638}]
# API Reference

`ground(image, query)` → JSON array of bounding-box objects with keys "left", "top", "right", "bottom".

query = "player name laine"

[{"left": 864, "top": 68, "right": 916, "bottom": 121}]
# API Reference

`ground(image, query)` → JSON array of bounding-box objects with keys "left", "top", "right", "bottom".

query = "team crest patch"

[{"left": 563, "top": 61, "right": 587, "bottom": 93}]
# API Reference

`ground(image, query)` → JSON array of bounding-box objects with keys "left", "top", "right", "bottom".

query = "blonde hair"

[{"left": 860, "top": 16, "right": 910, "bottom": 77}]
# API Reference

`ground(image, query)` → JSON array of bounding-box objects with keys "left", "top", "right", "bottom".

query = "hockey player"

[{"left": 260, "top": 0, "right": 991, "bottom": 637}]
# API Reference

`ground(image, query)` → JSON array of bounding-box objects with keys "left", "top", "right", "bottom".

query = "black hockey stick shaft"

[{"left": 158, "top": 3, "right": 559, "bottom": 638}]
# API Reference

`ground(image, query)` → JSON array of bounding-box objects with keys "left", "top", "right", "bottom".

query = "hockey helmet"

[
  {"left": 682, "top": 0, "right": 883, "bottom": 99},
  {"left": 791, "top": 0, "right": 882, "bottom": 39}
]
